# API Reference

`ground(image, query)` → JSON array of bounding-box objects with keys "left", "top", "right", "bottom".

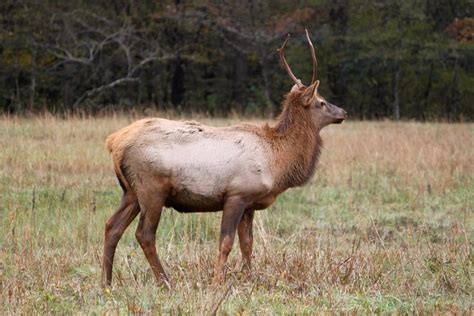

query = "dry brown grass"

[
  {"left": 323, "top": 121, "right": 474, "bottom": 190},
  {"left": 0, "top": 115, "right": 472, "bottom": 314}
]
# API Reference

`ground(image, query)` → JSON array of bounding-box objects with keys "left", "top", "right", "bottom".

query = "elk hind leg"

[
  {"left": 102, "top": 191, "right": 140, "bottom": 286},
  {"left": 238, "top": 209, "right": 255, "bottom": 273}
]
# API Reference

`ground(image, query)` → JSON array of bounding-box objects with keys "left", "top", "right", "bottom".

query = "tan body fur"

[
  {"left": 107, "top": 118, "right": 276, "bottom": 212},
  {"left": 101, "top": 32, "right": 347, "bottom": 287}
]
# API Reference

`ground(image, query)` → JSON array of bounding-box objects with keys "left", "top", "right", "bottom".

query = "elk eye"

[{"left": 320, "top": 101, "right": 327, "bottom": 108}]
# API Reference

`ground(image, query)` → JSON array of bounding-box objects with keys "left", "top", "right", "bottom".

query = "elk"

[{"left": 102, "top": 30, "right": 347, "bottom": 287}]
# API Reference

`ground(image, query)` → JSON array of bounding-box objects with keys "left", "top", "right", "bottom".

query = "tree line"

[{"left": 1, "top": 0, "right": 473, "bottom": 120}]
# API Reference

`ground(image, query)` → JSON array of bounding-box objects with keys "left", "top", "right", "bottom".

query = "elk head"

[{"left": 278, "top": 30, "right": 347, "bottom": 128}]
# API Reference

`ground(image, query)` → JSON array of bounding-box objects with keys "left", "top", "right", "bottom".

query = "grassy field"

[{"left": 0, "top": 115, "right": 473, "bottom": 314}]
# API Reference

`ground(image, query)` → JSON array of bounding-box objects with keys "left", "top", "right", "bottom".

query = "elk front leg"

[
  {"left": 212, "top": 197, "right": 246, "bottom": 285},
  {"left": 237, "top": 209, "right": 255, "bottom": 273},
  {"left": 135, "top": 194, "right": 170, "bottom": 288}
]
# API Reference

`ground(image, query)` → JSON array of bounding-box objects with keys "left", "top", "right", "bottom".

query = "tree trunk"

[
  {"left": 63, "top": 63, "right": 74, "bottom": 108},
  {"left": 392, "top": 69, "right": 401, "bottom": 120},
  {"left": 171, "top": 57, "right": 185, "bottom": 107},
  {"left": 261, "top": 57, "right": 274, "bottom": 113},
  {"left": 446, "top": 58, "right": 460, "bottom": 121},
  {"left": 29, "top": 49, "right": 37, "bottom": 111},
  {"left": 419, "top": 62, "right": 434, "bottom": 120},
  {"left": 15, "top": 73, "right": 22, "bottom": 113},
  {"left": 234, "top": 52, "right": 248, "bottom": 107}
]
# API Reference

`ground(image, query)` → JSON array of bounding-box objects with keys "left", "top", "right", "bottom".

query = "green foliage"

[{"left": 0, "top": 0, "right": 473, "bottom": 119}]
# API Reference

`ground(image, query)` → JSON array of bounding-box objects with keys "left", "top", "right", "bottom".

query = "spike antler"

[
  {"left": 278, "top": 34, "right": 305, "bottom": 89},
  {"left": 305, "top": 29, "right": 318, "bottom": 84}
]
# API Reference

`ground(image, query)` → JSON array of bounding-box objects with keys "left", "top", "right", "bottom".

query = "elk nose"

[{"left": 341, "top": 109, "right": 348, "bottom": 118}]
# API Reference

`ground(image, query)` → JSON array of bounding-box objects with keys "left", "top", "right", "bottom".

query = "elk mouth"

[{"left": 333, "top": 117, "right": 345, "bottom": 124}]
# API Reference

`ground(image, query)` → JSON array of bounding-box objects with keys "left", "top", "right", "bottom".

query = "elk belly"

[{"left": 165, "top": 188, "right": 225, "bottom": 213}]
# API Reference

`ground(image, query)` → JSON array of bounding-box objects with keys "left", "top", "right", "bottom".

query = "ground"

[{"left": 0, "top": 115, "right": 473, "bottom": 314}]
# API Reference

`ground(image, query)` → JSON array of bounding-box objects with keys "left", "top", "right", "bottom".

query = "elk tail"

[{"left": 105, "top": 132, "right": 133, "bottom": 193}]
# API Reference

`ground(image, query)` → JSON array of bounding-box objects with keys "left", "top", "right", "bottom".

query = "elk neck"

[{"left": 266, "top": 93, "right": 323, "bottom": 191}]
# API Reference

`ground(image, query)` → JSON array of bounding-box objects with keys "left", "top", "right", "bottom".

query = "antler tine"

[
  {"left": 278, "top": 34, "right": 304, "bottom": 88},
  {"left": 305, "top": 29, "right": 318, "bottom": 84}
]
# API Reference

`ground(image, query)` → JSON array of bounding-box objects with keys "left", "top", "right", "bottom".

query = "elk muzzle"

[{"left": 328, "top": 103, "right": 347, "bottom": 124}]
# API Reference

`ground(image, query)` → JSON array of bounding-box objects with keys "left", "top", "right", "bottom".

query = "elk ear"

[
  {"left": 302, "top": 80, "right": 320, "bottom": 107},
  {"left": 309, "top": 80, "right": 320, "bottom": 97},
  {"left": 290, "top": 79, "right": 303, "bottom": 92}
]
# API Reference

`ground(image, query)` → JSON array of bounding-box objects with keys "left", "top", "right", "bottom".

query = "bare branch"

[
  {"left": 73, "top": 77, "right": 140, "bottom": 107},
  {"left": 46, "top": 10, "right": 177, "bottom": 107},
  {"left": 50, "top": 47, "right": 92, "bottom": 65},
  {"left": 128, "top": 54, "right": 156, "bottom": 77},
  {"left": 73, "top": 53, "right": 178, "bottom": 106},
  {"left": 217, "top": 33, "right": 253, "bottom": 55}
]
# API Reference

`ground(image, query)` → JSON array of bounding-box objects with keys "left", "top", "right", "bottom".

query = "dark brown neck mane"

[{"left": 266, "top": 92, "right": 323, "bottom": 191}]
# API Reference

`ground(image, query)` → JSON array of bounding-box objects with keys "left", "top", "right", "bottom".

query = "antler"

[
  {"left": 305, "top": 29, "right": 318, "bottom": 84},
  {"left": 278, "top": 34, "right": 305, "bottom": 88}
]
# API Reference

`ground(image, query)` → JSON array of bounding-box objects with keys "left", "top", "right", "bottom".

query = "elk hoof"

[
  {"left": 212, "top": 274, "right": 225, "bottom": 286},
  {"left": 241, "top": 262, "right": 251, "bottom": 273},
  {"left": 155, "top": 274, "right": 172, "bottom": 290}
]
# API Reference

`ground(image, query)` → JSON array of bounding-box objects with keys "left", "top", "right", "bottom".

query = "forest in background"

[{"left": 1, "top": 0, "right": 473, "bottom": 120}]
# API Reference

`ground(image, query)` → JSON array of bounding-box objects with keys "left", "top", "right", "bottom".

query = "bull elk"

[{"left": 102, "top": 30, "right": 347, "bottom": 287}]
